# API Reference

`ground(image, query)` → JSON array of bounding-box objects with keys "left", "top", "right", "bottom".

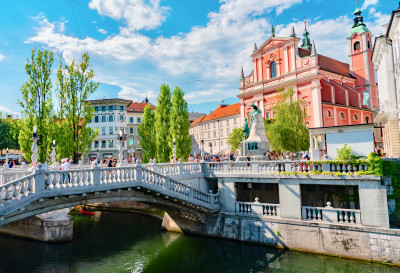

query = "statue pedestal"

[{"left": 238, "top": 111, "right": 270, "bottom": 161}]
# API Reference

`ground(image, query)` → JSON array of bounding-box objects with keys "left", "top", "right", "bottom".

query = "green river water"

[{"left": 0, "top": 211, "right": 398, "bottom": 273}]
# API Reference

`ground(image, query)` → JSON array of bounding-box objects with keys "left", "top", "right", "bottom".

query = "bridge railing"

[
  {"left": 301, "top": 206, "right": 361, "bottom": 225},
  {"left": 142, "top": 160, "right": 368, "bottom": 176},
  {"left": 0, "top": 163, "right": 219, "bottom": 213},
  {"left": 235, "top": 202, "right": 280, "bottom": 217}
]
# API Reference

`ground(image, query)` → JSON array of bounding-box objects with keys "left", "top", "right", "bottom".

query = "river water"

[{"left": 0, "top": 211, "right": 398, "bottom": 273}]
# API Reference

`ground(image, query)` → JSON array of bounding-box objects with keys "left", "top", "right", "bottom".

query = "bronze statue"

[{"left": 243, "top": 118, "right": 249, "bottom": 140}]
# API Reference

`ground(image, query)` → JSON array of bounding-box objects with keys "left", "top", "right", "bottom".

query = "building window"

[
  {"left": 130, "top": 127, "right": 134, "bottom": 134},
  {"left": 365, "top": 116, "right": 370, "bottom": 124},
  {"left": 137, "top": 117, "right": 141, "bottom": 124},
  {"left": 102, "top": 116, "right": 106, "bottom": 122},
  {"left": 213, "top": 123, "right": 216, "bottom": 128},
  {"left": 130, "top": 108, "right": 133, "bottom": 111},
  {"left": 207, "top": 124, "right": 210, "bottom": 129},
  {"left": 120, "top": 115, "right": 124, "bottom": 122},
  {"left": 109, "top": 127, "right": 113, "bottom": 135},
  {"left": 214, "top": 131, "right": 216, "bottom": 138},
  {"left": 102, "top": 106, "right": 106, "bottom": 112},
  {"left": 226, "top": 129, "right": 230, "bottom": 136},
  {"left": 109, "top": 115, "right": 113, "bottom": 122},
  {"left": 88, "top": 143, "right": 92, "bottom": 148},
  {"left": 266, "top": 112, "right": 270, "bottom": 119},
  {"left": 109, "top": 140, "right": 113, "bottom": 148},
  {"left": 109, "top": 106, "right": 113, "bottom": 111},
  {"left": 220, "top": 129, "right": 223, "bottom": 137},
  {"left": 354, "top": 41, "right": 361, "bottom": 51},
  {"left": 95, "top": 107, "right": 99, "bottom": 112},
  {"left": 94, "top": 141, "right": 99, "bottom": 148},
  {"left": 95, "top": 116, "right": 99, "bottom": 123},
  {"left": 353, "top": 114, "right": 359, "bottom": 120},
  {"left": 234, "top": 118, "right": 237, "bottom": 124},
  {"left": 120, "top": 106, "right": 124, "bottom": 111},
  {"left": 270, "top": 62, "right": 277, "bottom": 78},
  {"left": 102, "top": 127, "right": 106, "bottom": 135},
  {"left": 339, "top": 112, "right": 345, "bottom": 119},
  {"left": 367, "top": 41, "right": 371, "bottom": 49},
  {"left": 326, "top": 110, "right": 332, "bottom": 118},
  {"left": 130, "top": 117, "right": 134, "bottom": 123}
]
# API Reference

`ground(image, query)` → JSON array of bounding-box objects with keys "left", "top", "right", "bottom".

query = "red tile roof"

[
  {"left": 127, "top": 102, "right": 156, "bottom": 113},
  {"left": 298, "top": 48, "right": 355, "bottom": 79},
  {"left": 191, "top": 103, "right": 240, "bottom": 127}
]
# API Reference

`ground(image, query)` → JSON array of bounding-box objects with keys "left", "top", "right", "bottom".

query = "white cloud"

[
  {"left": 361, "top": 0, "right": 378, "bottom": 11},
  {"left": 97, "top": 28, "right": 107, "bottom": 34},
  {"left": 25, "top": 0, "right": 389, "bottom": 106},
  {"left": 88, "top": 0, "right": 169, "bottom": 31},
  {"left": 0, "top": 54, "right": 5, "bottom": 62},
  {"left": 0, "top": 105, "right": 20, "bottom": 117}
]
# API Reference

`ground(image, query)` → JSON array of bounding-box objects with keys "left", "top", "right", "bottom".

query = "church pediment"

[{"left": 253, "top": 37, "right": 293, "bottom": 55}]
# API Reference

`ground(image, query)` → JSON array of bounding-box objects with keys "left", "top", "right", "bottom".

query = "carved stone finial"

[
  {"left": 253, "top": 43, "right": 258, "bottom": 53},
  {"left": 311, "top": 40, "right": 317, "bottom": 55},
  {"left": 240, "top": 67, "right": 244, "bottom": 79},
  {"left": 290, "top": 26, "right": 296, "bottom": 37}
]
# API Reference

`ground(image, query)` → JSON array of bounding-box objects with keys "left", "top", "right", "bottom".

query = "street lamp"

[
  {"left": 173, "top": 138, "right": 176, "bottom": 163},
  {"left": 117, "top": 129, "right": 124, "bottom": 165},
  {"left": 31, "top": 126, "right": 39, "bottom": 169},
  {"left": 201, "top": 139, "right": 204, "bottom": 162},
  {"left": 51, "top": 140, "right": 57, "bottom": 169},
  {"left": 5, "top": 148, "right": 9, "bottom": 169}
]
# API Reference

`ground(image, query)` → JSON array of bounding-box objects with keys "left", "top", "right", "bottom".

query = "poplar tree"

[
  {"left": 18, "top": 48, "right": 54, "bottom": 162},
  {"left": 169, "top": 87, "right": 191, "bottom": 161},
  {"left": 155, "top": 84, "right": 172, "bottom": 162},
  {"left": 138, "top": 105, "right": 156, "bottom": 163},
  {"left": 266, "top": 86, "right": 310, "bottom": 153},
  {"left": 55, "top": 53, "right": 99, "bottom": 162}
]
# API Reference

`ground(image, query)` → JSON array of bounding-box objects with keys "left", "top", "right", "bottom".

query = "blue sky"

[{"left": 0, "top": 0, "right": 395, "bottom": 116}]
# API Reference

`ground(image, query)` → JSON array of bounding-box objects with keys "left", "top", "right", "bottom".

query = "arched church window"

[
  {"left": 339, "top": 112, "right": 345, "bottom": 119},
  {"left": 270, "top": 62, "right": 277, "bottom": 78},
  {"left": 354, "top": 41, "right": 361, "bottom": 51},
  {"left": 367, "top": 41, "right": 371, "bottom": 49},
  {"left": 353, "top": 114, "right": 359, "bottom": 121},
  {"left": 326, "top": 110, "right": 332, "bottom": 118}
]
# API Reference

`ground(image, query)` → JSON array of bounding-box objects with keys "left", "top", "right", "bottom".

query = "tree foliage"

[
  {"left": 335, "top": 144, "right": 356, "bottom": 161},
  {"left": 265, "top": 86, "right": 310, "bottom": 153},
  {"left": 227, "top": 128, "right": 243, "bottom": 152},
  {"left": 169, "top": 87, "right": 191, "bottom": 161},
  {"left": 18, "top": 48, "right": 54, "bottom": 162},
  {"left": 138, "top": 105, "right": 156, "bottom": 163},
  {"left": 55, "top": 53, "right": 99, "bottom": 162},
  {"left": 155, "top": 84, "right": 172, "bottom": 162},
  {"left": 0, "top": 115, "right": 19, "bottom": 155}
]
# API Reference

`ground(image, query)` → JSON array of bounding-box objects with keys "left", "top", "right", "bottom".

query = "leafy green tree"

[
  {"left": 138, "top": 105, "right": 156, "bottom": 163},
  {"left": 155, "top": 84, "right": 172, "bottom": 162},
  {"left": 335, "top": 144, "right": 357, "bottom": 160},
  {"left": 265, "top": 86, "right": 309, "bottom": 153},
  {"left": 0, "top": 115, "right": 19, "bottom": 155},
  {"left": 55, "top": 53, "right": 99, "bottom": 162},
  {"left": 169, "top": 87, "right": 191, "bottom": 161},
  {"left": 227, "top": 128, "right": 244, "bottom": 152},
  {"left": 18, "top": 48, "right": 54, "bottom": 162}
]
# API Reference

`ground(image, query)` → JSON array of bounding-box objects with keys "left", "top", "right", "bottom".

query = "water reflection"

[{"left": 0, "top": 211, "right": 397, "bottom": 273}]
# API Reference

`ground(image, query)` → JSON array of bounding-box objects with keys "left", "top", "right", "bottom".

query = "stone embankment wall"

[
  {"left": 162, "top": 212, "right": 400, "bottom": 265},
  {"left": 0, "top": 210, "right": 73, "bottom": 242}
]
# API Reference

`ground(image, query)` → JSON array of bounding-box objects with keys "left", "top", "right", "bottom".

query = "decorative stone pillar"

[
  {"left": 51, "top": 140, "right": 58, "bottom": 170},
  {"left": 278, "top": 179, "right": 302, "bottom": 220},
  {"left": 31, "top": 126, "right": 39, "bottom": 171}
]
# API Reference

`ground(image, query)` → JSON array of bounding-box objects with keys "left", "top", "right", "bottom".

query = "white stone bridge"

[{"left": 0, "top": 162, "right": 219, "bottom": 226}]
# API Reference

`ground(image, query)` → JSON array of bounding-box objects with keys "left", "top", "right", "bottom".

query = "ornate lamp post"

[
  {"left": 201, "top": 139, "right": 205, "bottom": 162},
  {"left": 96, "top": 149, "right": 99, "bottom": 163},
  {"left": 117, "top": 130, "right": 124, "bottom": 166},
  {"left": 51, "top": 140, "right": 58, "bottom": 169},
  {"left": 4, "top": 148, "right": 9, "bottom": 169},
  {"left": 173, "top": 138, "right": 176, "bottom": 163},
  {"left": 31, "top": 126, "right": 39, "bottom": 170},
  {"left": 210, "top": 142, "right": 213, "bottom": 157}
]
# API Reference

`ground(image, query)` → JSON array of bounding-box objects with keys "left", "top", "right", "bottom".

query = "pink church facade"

[{"left": 238, "top": 6, "right": 377, "bottom": 159}]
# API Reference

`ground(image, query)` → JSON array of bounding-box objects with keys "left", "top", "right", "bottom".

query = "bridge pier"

[{"left": 0, "top": 210, "right": 73, "bottom": 242}]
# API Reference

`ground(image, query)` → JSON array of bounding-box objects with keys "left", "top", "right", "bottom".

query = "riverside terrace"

[{"left": 1, "top": 159, "right": 400, "bottom": 264}]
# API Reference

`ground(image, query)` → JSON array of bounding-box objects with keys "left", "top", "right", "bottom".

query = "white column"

[
  {"left": 284, "top": 47, "right": 288, "bottom": 74},
  {"left": 311, "top": 84, "right": 323, "bottom": 127},
  {"left": 290, "top": 45, "right": 296, "bottom": 71},
  {"left": 257, "top": 57, "right": 262, "bottom": 82}
]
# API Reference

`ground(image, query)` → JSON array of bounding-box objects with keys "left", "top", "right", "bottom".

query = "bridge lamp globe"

[
  {"left": 33, "top": 126, "right": 37, "bottom": 138},
  {"left": 52, "top": 140, "right": 56, "bottom": 148}
]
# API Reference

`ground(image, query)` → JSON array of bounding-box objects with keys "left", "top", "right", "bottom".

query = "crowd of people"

[{"left": 188, "top": 151, "right": 312, "bottom": 162}]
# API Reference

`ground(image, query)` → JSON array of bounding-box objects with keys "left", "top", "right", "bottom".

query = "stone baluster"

[
  {"left": 251, "top": 161, "right": 259, "bottom": 173},
  {"left": 136, "top": 162, "right": 142, "bottom": 184}
]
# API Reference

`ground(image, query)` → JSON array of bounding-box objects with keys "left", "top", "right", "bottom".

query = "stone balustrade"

[
  {"left": 0, "top": 163, "right": 219, "bottom": 223},
  {"left": 301, "top": 206, "right": 361, "bottom": 225},
  {"left": 142, "top": 160, "right": 368, "bottom": 176},
  {"left": 235, "top": 202, "right": 280, "bottom": 217}
]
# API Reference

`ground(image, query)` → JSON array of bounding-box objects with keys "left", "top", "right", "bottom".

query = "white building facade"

[
  {"left": 372, "top": 6, "right": 400, "bottom": 157},
  {"left": 86, "top": 98, "right": 132, "bottom": 162},
  {"left": 190, "top": 103, "right": 242, "bottom": 156}
]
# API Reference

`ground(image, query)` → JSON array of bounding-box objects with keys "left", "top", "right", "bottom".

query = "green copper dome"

[{"left": 350, "top": 0, "right": 369, "bottom": 36}]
